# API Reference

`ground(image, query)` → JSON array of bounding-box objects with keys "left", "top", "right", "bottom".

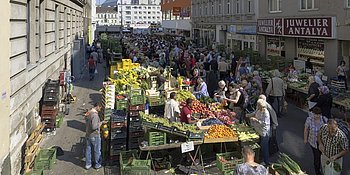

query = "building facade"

[
  {"left": 96, "top": 4, "right": 162, "bottom": 27},
  {"left": 192, "top": 0, "right": 259, "bottom": 50},
  {"left": 161, "top": 0, "right": 192, "bottom": 37},
  {"left": 1, "top": 0, "right": 89, "bottom": 174},
  {"left": 257, "top": 0, "right": 350, "bottom": 76}
]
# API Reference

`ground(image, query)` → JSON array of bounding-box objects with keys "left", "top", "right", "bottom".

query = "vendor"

[
  {"left": 193, "top": 78, "right": 209, "bottom": 99},
  {"left": 214, "top": 80, "right": 227, "bottom": 102},
  {"left": 180, "top": 98, "right": 197, "bottom": 124},
  {"left": 164, "top": 92, "right": 180, "bottom": 122},
  {"left": 156, "top": 68, "right": 167, "bottom": 91}
]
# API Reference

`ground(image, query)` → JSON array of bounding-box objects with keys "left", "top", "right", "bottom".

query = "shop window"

[
  {"left": 267, "top": 37, "right": 285, "bottom": 56},
  {"left": 297, "top": 38, "right": 325, "bottom": 69},
  {"left": 269, "top": 0, "right": 281, "bottom": 12},
  {"left": 301, "top": 0, "right": 315, "bottom": 10}
]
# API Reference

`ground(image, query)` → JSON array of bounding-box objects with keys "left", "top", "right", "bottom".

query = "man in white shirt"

[{"left": 164, "top": 92, "right": 180, "bottom": 122}]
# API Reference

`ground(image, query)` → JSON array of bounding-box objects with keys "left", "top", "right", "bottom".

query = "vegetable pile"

[{"left": 272, "top": 153, "right": 306, "bottom": 175}]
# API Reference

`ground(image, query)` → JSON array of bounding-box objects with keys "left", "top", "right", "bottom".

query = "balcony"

[{"left": 161, "top": 19, "right": 192, "bottom": 30}]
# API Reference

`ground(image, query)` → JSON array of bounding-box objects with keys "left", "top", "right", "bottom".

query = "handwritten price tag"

[{"left": 181, "top": 141, "right": 194, "bottom": 153}]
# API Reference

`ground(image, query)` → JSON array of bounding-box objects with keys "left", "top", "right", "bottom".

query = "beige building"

[
  {"left": 257, "top": 0, "right": 350, "bottom": 76},
  {"left": 192, "top": 0, "right": 259, "bottom": 50},
  {"left": 0, "top": 0, "right": 91, "bottom": 174}
]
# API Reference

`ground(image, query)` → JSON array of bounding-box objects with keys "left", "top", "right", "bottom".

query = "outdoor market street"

[{"left": 39, "top": 60, "right": 350, "bottom": 175}]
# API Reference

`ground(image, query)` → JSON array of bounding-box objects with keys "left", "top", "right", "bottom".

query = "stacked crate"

[
  {"left": 109, "top": 110, "right": 127, "bottom": 157},
  {"left": 127, "top": 89, "right": 146, "bottom": 150},
  {"left": 41, "top": 80, "right": 60, "bottom": 132}
]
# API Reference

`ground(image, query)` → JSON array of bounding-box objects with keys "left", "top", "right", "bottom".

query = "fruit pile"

[
  {"left": 176, "top": 90, "right": 196, "bottom": 102},
  {"left": 205, "top": 125, "right": 236, "bottom": 139}
]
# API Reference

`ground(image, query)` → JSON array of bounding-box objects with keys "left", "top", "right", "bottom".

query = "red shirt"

[{"left": 180, "top": 106, "right": 192, "bottom": 124}]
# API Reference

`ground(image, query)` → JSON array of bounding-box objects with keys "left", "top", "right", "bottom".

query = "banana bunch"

[
  {"left": 109, "top": 69, "right": 141, "bottom": 90},
  {"left": 177, "top": 90, "right": 196, "bottom": 102}
]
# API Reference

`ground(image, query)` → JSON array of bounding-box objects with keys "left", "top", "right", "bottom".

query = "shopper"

[
  {"left": 305, "top": 58, "right": 313, "bottom": 71},
  {"left": 226, "top": 71, "right": 236, "bottom": 85},
  {"left": 265, "top": 70, "right": 286, "bottom": 118},
  {"left": 85, "top": 103, "right": 103, "bottom": 170},
  {"left": 225, "top": 83, "right": 243, "bottom": 122},
  {"left": 90, "top": 49, "right": 99, "bottom": 64},
  {"left": 193, "top": 78, "right": 209, "bottom": 98},
  {"left": 87, "top": 56, "right": 96, "bottom": 81},
  {"left": 304, "top": 107, "right": 328, "bottom": 175},
  {"left": 191, "top": 69, "right": 200, "bottom": 88},
  {"left": 250, "top": 99, "right": 271, "bottom": 166},
  {"left": 218, "top": 57, "right": 228, "bottom": 80},
  {"left": 306, "top": 76, "right": 320, "bottom": 110},
  {"left": 336, "top": 60, "right": 348, "bottom": 90},
  {"left": 315, "top": 86, "right": 333, "bottom": 119},
  {"left": 214, "top": 80, "right": 227, "bottom": 103},
  {"left": 318, "top": 119, "right": 349, "bottom": 174},
  {"left": 164, "top": 92, "right": 180, "bottom": 122},
  {"left": 180, "top": 98, "right": 197, "bottom": 124},
  {"left": 156, "top": 68, "right": 166, "bottom": 91},
  {"left": 236, "top": 146, "right": 268, "bottom": 175}
]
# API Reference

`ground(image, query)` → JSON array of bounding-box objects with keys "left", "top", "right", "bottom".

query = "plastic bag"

[{"left": 324, "top": 161, "right": 341, "bottom": 175}]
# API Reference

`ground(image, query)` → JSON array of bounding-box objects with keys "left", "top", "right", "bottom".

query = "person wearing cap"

[
  {"left": 265, "top": 70, "right": 286, "bottom": 118},
  {"left": 315, "top": 86, "right": 333, "bottom": 119}
]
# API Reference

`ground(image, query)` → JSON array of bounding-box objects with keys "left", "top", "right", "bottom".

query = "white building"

[{"left": 96, "top": 4, "right": 162, "bottom": 27}]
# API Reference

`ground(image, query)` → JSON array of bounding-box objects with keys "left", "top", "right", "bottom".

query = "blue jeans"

[
  {"left": 260, "top": 135, "right": 270, "bottom": 165},
  {"left": 85, "top": 136, "right": 102, "bottom": 168},
  {"left": 268, "top": 96, "right": 283, "bottom": 118}
]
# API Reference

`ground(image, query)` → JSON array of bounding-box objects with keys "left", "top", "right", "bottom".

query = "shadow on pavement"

[
  {"left": 57, "top": 137, "right": 86, "bottom": 168},
  {"left": 67, "top": 120, "right": 86, "bottom": 132}
]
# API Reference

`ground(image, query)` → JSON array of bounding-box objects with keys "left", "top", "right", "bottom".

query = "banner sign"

[
  {"left": 173, "top": 7, "right": 181, "bottom": 16},
  {"left": 257, "top": 17, "right": 336, "bottom": 38}
]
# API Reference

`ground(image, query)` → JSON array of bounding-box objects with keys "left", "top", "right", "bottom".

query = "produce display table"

[{"left": 139, "top": 141, "right": 204, "bottom": 174}]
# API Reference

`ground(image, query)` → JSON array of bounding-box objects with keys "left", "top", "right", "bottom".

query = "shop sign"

[
  {"left": 257, "top": 17, "right": 336, "bottom": 38},
  {"left": 173, "top": 7, "right": 181, "bottom": 16},
  {"left": 236, "top": 25, "right": 257, "bottom": 34},
  {"left": 284, "top": 17, "right": 332, "bottom": 37},
  {"left": 228, "top": 25, "right": 236, "bottom": 33}
]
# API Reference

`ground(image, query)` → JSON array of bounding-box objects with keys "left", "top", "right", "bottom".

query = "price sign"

[{"left": 181, "top": 141, "right": 194, "bottom": 153}]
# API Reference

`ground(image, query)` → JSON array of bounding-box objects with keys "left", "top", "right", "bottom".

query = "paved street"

[{"left": 39, "top": 60, "right": 350, "bottom": 175}]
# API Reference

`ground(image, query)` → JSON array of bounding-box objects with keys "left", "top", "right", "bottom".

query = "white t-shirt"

[{"left": 164, "top": 99, "right": 180, "bottom": 120}]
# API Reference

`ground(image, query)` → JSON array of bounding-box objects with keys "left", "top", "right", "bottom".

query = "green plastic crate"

[
  {"left": 146, "top": 132, "right": 166, "bottom": 146},
  {"left": 34, "top": 148, "right": 56, "bottom": 170},
  {"left": 130, "top": 95, "right": 145, "bottom": 105},
  {"left": 216, "top": 151, "right": 243, "bottom": 172},
  {"left": 116, "top": 99, "right": 129, "bottom": 110},
  {"left": 55, "top": 115, "right": 63, "bottom": 128},
  {"left": 120, "top": 150, "right": 151, "bottom": 175}
]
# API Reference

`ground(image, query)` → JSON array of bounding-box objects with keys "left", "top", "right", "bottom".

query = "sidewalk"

[{"left": 41, "top": 60, "right": 106, "bottom": 175}]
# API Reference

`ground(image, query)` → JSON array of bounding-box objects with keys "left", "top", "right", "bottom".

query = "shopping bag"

[
  {"left": 94, "top": 68, "right": 98, "bottom": 74},
  {"left": 324, "top": 161, "right": 341, "bottom": 175}
]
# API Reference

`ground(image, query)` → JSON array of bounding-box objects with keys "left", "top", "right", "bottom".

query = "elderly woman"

[
  {"left": 315, "top": 86, "right": 333, "bottom": 119},
  {"left": 250, "top": 99, "right": 271, "bottom": 166},
  {"left": 214, "top": 80, "right": 227, "bottom": 102},
  {"left": 193, "top": 77, "right": 209, "bottom": 99}
]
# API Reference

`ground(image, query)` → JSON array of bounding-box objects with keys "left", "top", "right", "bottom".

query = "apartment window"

[
  {"left": 269, "top": 0, "right": 282, "bottom": 12},
  {"left": 248, "top": 0, "right": 252, "bottom": 13},
  {"left": 139, "top": 11, "right": 142, "bottom": 14},
  {"left": 301, "top": 0, "right": 314, "bottom": 9},
  {"left": 148, "top": 12, "right": 151, "bottom": 14},
  {"left": 227, "top": 0, "right": 230, "bottom": 14},
  {"left": 236, "top": 0, "right": 240, "bottom": 13},
  {"left": 199, "top": 6, "right": 202, "bottom": 15},
  {"left": 27, "top": 0, "right": 34, "bottom": 63},
  {"left": 218, "top": 2, "right": 221, "bottom": 14},
  {"left": 347, "top": 0, "right": 350, "bottom": 7},
  {"left": 134, "top": 11, "right": 137, "bottom": 14},
  {"left": 64, "top": 8, "right": 67, "bottom": 45},
  {"left": 211, "top": 2, "right": 214, "bottom": 15},
  {"left": 126, "top": 11, "right": 131, "bottom": 15},
  {"left": 126, "top": 6, "right": 131, "bottom": 9},
  {"left": 55, "top": 5, "right": 59, "bottom": 50},
  {"left": 148, "top": 7, "right": 151, "bottom": 9}
]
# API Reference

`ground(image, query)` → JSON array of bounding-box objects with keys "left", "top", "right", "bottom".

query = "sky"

[{"left": 97, "top": 0, "right": 106, "bottom": 5}]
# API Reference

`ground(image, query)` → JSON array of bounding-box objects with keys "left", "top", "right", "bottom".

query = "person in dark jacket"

[{"left": 315, "top": 86, "right": 333, "bottom": 119}]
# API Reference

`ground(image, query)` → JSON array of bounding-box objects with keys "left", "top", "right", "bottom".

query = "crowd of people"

[{"left": 83, "top": 33, "right": 349, "bottom": 175}]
